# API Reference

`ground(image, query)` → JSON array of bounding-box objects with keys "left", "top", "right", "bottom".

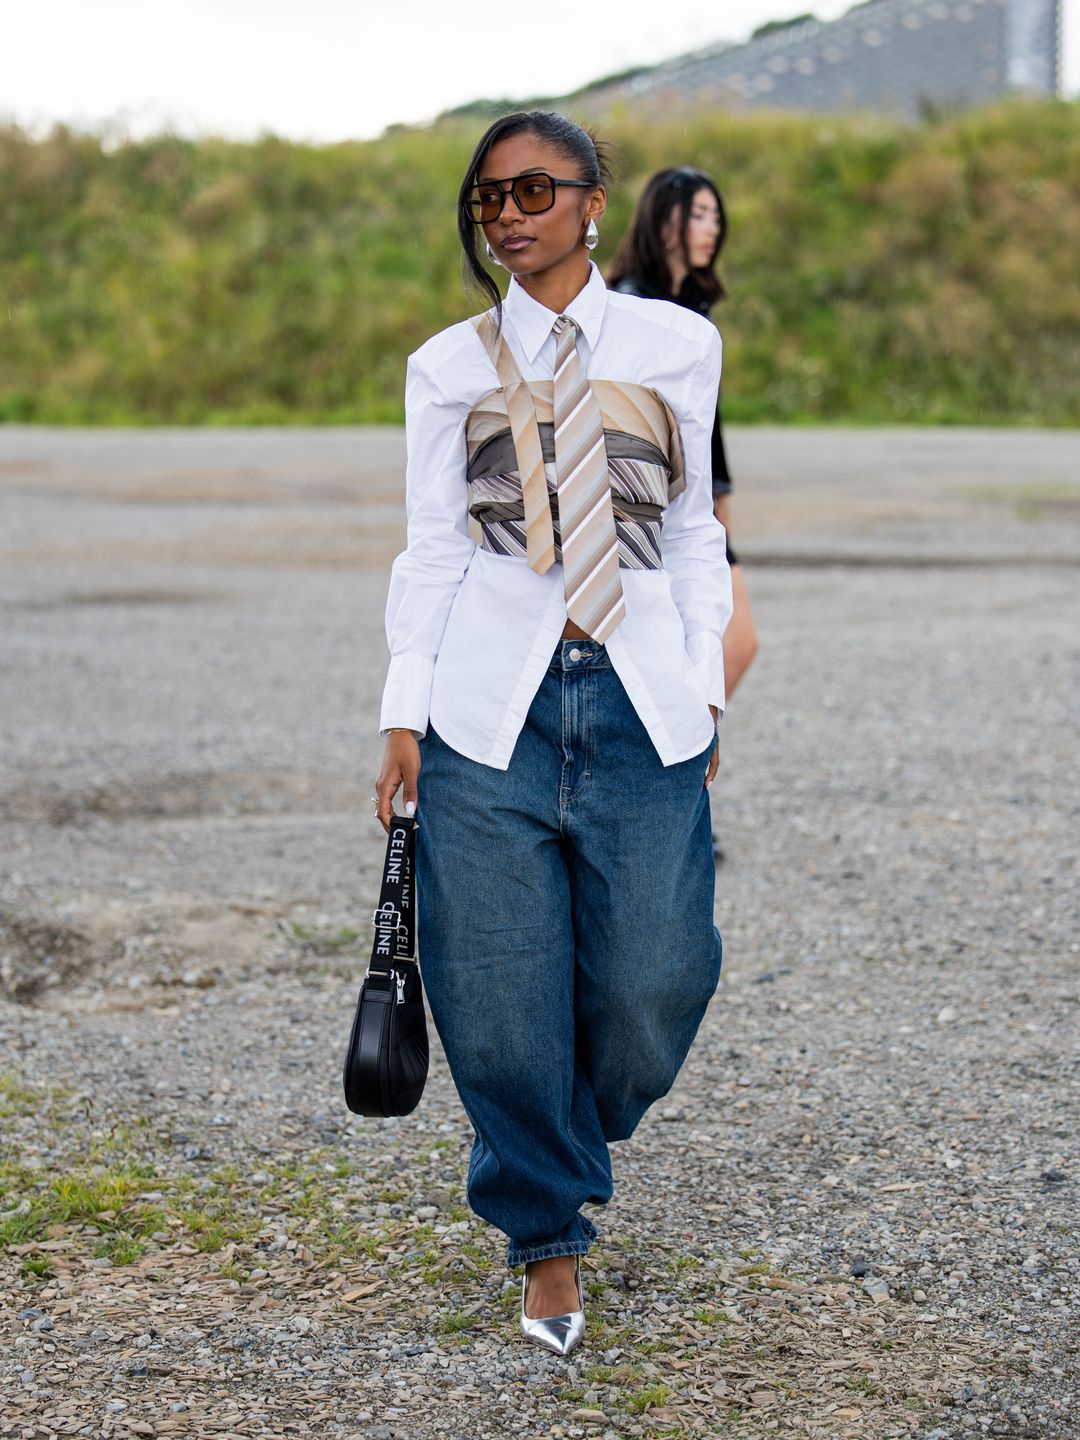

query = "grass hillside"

[{"left": 1, "top": 100, "right": 1078, "bottom": 425}]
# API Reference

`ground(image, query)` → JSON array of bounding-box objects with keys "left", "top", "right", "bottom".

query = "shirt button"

[{"left": 568, "top": 647, "right": 582, "bottom": 661}]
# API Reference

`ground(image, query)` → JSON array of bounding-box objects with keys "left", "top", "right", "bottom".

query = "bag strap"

[{"left": 368, "top": 815, "right": 417, "bottom": 974}]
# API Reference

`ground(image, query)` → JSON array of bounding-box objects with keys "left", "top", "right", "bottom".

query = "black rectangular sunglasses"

[{"left": 466, "top": 171, "right": 594, "bottom": 224}]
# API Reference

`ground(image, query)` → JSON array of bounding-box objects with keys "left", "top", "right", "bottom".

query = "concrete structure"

[{"left": 579, "top": 0, "right": 1061, "bottom": 120}]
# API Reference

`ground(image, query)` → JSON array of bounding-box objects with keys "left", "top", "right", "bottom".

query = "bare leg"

[
  {"left": 723, "top": 563, "right": 758, "bottom": 698},
  {"left": 524, "top": 1255, "right": 581, "bottom": 1317}
]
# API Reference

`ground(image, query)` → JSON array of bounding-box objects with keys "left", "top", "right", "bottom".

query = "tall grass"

[{"left": 1, "top": 99, "right": 1077, "bottom": 425}]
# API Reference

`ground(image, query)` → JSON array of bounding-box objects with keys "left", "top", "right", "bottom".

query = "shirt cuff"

[
  {"left": 379, "top": 653, "right": 434, "bottom": 739},
  {"left": 686, "top": 632, "right": 726, "bottom": 718}
]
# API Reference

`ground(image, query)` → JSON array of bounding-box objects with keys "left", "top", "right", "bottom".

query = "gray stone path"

[{"left": 0, "top": 427, "right": 1077, "bottom": 1439}]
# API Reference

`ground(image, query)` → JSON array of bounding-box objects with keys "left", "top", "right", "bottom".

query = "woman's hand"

[
  {"left": 375, "top": 731, "right": 421, "bottom": 833},
  {"left": 705, "top": 704, "right": 720, "bottom": 789}
]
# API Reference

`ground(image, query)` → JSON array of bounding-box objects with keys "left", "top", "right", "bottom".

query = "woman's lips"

[{"left": 500, "top": 236, "right": 534, "bottom": 252}]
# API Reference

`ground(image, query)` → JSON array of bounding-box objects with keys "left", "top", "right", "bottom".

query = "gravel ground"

[{"left": 0, "top": 426, "right": 1077, "bottom": 1440}]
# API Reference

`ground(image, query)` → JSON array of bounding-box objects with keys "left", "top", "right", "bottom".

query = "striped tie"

[
  {"left": 551, "top": 316, "right": 626, "bottom": 643},
  {"left": 472, "top": 311, "right": 555, "bottom": 574}
]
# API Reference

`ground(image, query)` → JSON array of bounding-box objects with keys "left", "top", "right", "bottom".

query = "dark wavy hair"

[
  {"left": 457, "top": 111, "right": 614, "bottom": 329},
  {"left": 607, "top": 167, "right": 727, "bottom": 306}
]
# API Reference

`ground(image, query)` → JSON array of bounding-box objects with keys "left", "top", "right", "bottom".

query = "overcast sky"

[{"left": 4, "top": 0, "right": 1077, "bottom": 143}]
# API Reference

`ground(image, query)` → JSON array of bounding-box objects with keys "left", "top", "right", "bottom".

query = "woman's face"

[
  {"left": 477, "top": 133, "right": 605, "bottom": 278},
  {"left": 663, "top": 185, "right": 722, "bottom": 270}
]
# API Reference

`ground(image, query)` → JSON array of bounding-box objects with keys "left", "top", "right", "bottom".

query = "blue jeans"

[{"left": 416, "top": 639, "right": 722, "bottom": 1267}]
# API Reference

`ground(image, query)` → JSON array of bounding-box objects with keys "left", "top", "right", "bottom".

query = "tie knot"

[{"left": 553, "top": 315, "right": 578, "bottom": 340}]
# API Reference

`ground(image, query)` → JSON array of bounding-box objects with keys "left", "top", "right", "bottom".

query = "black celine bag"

[{"left": 342, "top": 815, "right": 429, "bottom": 1117}]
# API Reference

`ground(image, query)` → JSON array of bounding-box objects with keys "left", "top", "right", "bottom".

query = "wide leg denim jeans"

[{"left": 416, "top": 640, "right": 722, "bottom": 1267}]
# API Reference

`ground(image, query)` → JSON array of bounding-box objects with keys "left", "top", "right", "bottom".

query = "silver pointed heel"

[{"left": 520, "top": 1256, "right": 585, "bottom": 1356}]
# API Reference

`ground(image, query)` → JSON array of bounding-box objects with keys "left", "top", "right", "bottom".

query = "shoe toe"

[{"left": 521, "top": 1311, "right": 585, "bottom": 1356}]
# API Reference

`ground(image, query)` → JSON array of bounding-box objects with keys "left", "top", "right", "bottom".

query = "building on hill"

[{"left": 575, "top": 0, "right": 1061, "bottom": 120}]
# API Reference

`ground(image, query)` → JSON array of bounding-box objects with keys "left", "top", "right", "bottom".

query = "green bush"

[{"left": 1, "top": 99, "right": 1077, "bottom": 425}]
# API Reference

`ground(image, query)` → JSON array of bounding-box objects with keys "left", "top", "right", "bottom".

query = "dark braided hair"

[
  {"left": 457, "top": 111, "right": 614, "bottom": 329},
  {"left": 607, "top": 167, "right": 727, "bottom": 307}
]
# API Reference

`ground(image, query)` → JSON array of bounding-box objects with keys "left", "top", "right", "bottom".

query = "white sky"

[{"left": 3, "top": 0, "right": 1077, "bottom": 143}]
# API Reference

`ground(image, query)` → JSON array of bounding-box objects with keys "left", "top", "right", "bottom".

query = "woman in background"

[{"left": 608, "top": 168, "right": 757, "bottom": 699}]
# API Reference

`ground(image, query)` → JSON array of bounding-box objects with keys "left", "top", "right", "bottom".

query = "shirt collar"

[{"left": 502, "top": 260, "right": 608, "bottom": 365}]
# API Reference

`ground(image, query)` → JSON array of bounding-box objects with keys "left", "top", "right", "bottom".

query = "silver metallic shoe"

[{"left": 520, "top": 1256, "right": 585, "bottom": 1356}]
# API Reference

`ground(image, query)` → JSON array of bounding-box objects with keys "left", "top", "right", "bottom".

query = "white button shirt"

[{"left": 379, "top": 261, "right": 733, "bottom": 771}]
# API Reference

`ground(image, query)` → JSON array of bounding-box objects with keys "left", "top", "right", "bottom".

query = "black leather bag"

[{"left": 342, "top": 815, "right": 428, "bottom": 1117}]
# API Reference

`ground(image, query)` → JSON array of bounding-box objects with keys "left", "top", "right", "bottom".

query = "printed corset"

[{"left": 465, "top": 380, "right": 686, "bottom": 571}]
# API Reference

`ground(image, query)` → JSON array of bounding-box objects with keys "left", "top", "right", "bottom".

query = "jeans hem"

[
  {"left": 507, "top": 1215, "right": 598, "bottom": 1268},
  {"left": 508, "top": 1237, "right": 593, "bottom": 1267}
]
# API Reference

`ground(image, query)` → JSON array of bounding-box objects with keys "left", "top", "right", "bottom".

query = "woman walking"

[
  {"left": 375, "top": 112, "right": 732, "bottom": 1355},
  {"left": 608, "top": 168, "right": 757, "bottom": 698}
]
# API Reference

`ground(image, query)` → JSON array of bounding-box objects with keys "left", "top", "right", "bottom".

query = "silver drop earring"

[
  {"left": 584, "top": 218, "right": 599, "bottom": 251},
  {"left": 485, "top": 241, "right": 504, "bottom": 269}
]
